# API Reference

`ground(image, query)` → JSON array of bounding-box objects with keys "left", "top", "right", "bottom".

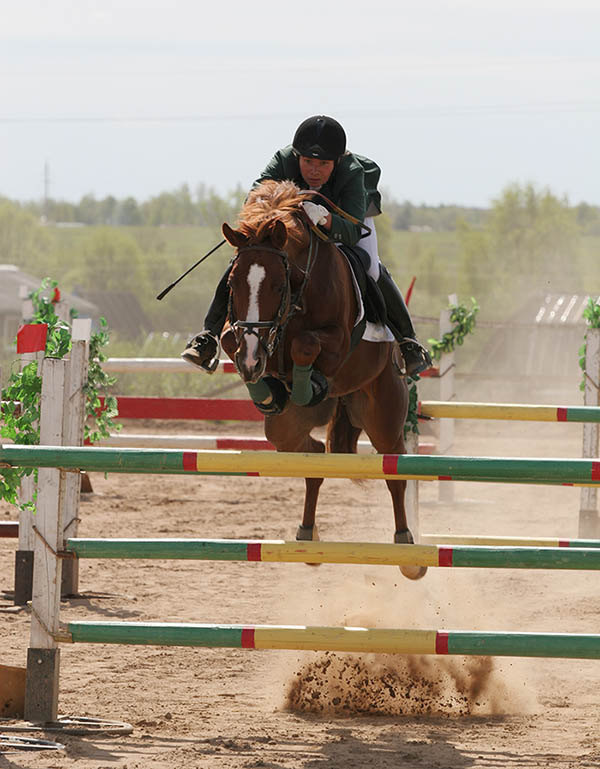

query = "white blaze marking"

[{"left": 243, "top": 264, "right": 266, "bottom": 368}]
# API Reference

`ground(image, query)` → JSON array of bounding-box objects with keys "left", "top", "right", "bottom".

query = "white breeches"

[{"left": 358, "top": 216, "right": 382, "bottom": 281}]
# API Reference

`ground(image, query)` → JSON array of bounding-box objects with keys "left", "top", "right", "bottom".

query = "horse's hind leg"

[{"left": 348, "top": 366, "right": 427, "bottom": 581}]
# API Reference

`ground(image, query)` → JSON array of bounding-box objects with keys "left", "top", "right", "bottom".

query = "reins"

[{"left": 297, "top": 189, "right": 372, "bottom": 242}]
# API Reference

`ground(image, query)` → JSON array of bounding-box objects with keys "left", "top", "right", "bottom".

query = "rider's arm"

[{"left": 323, "top": 160, "right": 367, "bottom": 246}]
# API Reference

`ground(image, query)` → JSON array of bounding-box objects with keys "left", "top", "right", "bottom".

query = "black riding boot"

[
  {"left": 181, "top": 264, "right": 232, "bottom": 371},
  {"left": 377, "top": 265, "right": 432, "bottom": 377}
]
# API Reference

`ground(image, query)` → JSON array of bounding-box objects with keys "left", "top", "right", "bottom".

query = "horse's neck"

[{"left": 302, "top": 243, "right": 357, "bottom": 327}]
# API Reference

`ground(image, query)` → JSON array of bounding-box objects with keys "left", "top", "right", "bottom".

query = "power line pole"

[{"left": 43, "top": 160, "right": 50, "bottom": 222}]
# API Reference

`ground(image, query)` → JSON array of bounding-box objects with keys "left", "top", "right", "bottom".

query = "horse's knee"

[{"left": 291, "top": 333, "right": 321, "bottom": 367}]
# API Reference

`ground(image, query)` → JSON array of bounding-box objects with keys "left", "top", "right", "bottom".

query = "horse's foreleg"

[
  {"left": 264, "top": 408, "right": 332, "bottom": 555},
  {"left": 289, "top": 328, "right": 351, "bottom": 405},
  {"left": 386, "top": 477, "right": 427, "bottom": 581},
  {"left": 297, "top": 437, "right": 325, "bottom": 548}
]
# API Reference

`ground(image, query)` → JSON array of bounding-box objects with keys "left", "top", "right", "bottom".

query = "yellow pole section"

[
  {"left": 259, "top": 541, "right": 441, "bottom": 566},
  {"left": 192, "top": 449, "right": 437, "bottom": 480},
  {"left": 420, "top": 402, "right": 559, "bottom": 421},
  {"left": 253, "top": 626, "right": 438, "bottom": 654}
]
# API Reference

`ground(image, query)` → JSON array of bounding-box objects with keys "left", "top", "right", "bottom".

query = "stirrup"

[
  {"left": 181, "top": 331, "right": 220, "bottom": 373},
  {"left": 398, "top": 338, "right": 432, "bottom": 378}
]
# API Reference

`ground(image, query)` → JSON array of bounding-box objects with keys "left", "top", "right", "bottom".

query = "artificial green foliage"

[
  {"left": 29, "top": 278, "right": 72, "bottom": 358},
  {"left": 0, "top": 278, "right": 120, "bottom": 507},
  {"left": 85, "top": 317, "right": 120, "bottom": 443},
  {"left": 0, "top": 360, "right": 41, "bottom": 507},
  {"left": 427, "top": 298, "right": 479, "bottom": 361},
  {"left": 578, "top": 297, "right": 600, "bottom": 392},
  {"left": 404, "top": 375, "right": 420, "bottom": 438}
]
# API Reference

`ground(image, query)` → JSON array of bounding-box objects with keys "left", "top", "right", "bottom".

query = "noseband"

[{"left": 228, "top": 230, "right": 319, "bottom": 360}]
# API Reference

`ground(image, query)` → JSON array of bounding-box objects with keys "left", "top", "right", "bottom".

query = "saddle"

[{"left": 338, "top": 244, "right": 388, "bottom": 349}]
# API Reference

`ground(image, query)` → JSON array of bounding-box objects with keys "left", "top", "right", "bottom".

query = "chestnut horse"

[{"left": 220, "top": 180, "right": 425, "bottom": 580}]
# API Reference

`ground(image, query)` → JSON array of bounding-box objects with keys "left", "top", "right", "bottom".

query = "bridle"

[
  {"left": 226, "top": 190, "right": 364, "bottom": 372},
  {"left": 228, "top": 228, "right": 319, "bottom": 365}
]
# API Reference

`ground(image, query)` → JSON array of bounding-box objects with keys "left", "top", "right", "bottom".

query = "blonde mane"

[{"left": 237, "top": 180, "right": 306, "bottom": 245}]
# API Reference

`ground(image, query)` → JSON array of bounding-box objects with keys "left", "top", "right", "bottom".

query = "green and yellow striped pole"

[
  {"left": 59, "top": 621, "right": 600, "bottom": 659},
  {"left": 418, "top": 402, "right": 600, "bottom": 422},
  {"left": 2, "top": 444, "right": 600, "bottom": 486},
  {"left": 65, "top": 538, "right": 600, "bottom": 570},
  {"left": 421, "top": 534, "right": 600, "bottom": 548}
]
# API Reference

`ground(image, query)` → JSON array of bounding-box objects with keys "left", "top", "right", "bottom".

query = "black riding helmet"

[{"left": 292, "top": 115, "right": 346, "bottom": 161}]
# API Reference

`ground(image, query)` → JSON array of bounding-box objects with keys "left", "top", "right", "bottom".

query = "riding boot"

[
  {"left": 181, "top": 264, "right": 232, "bottom": 371},
  {"left": 376, "top": 265, "right": 432, "bottom": 377}
]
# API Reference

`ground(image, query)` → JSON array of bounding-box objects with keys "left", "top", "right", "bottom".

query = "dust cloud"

[
  {"left": 268, "top": 563, "right": 538, "bottom": 719},
  {"left": 285, "top": 652, "right": 507, "bottom": 717}
]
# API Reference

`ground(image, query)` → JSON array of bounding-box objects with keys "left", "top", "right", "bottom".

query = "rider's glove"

[{"left": 302, "top": 201, "right": 329, "bottom": 226}]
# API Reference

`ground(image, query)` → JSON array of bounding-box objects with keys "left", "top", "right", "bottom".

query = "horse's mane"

[{"left": 237, "top": 180, "right": 306, "bottom": 245}]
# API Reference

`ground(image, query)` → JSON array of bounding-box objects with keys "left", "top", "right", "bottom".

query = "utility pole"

[{"left": 43, "top": 160, "right": 50, "bottom": 222}]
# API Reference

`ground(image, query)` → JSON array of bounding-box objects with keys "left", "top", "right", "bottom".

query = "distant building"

[
  {"left": 75, "top": 290, "right": 151, "bottom": 339},
  {"left": 477, "top": 293, "right": 600, "bottom": 380}
]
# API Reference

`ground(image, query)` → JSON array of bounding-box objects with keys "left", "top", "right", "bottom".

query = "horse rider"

[{"left": 182, "top": 114, "right": 432, "bottom": 378}]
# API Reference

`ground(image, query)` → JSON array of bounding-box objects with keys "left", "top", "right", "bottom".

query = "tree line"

[
  {"left": 10, "top": 183, "right": 600, "bottom": 234},
  {"left": 0, "top": 181, "right": 597, "bottom": 346}
]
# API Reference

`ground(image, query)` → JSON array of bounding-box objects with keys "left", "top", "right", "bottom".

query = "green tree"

[
  {"left": 457, "top": 182, "right": 581, "bottom": 313},
  {"left": 0, "top": 199, "right": 51, "bottom": 270},
  {"left": 117, "top": 197, "right": 143, "bottom": 226},
  {"left": 74, "top": 228, "right": 150, "bottom": 297}
]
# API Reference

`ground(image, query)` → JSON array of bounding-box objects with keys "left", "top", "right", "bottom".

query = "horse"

[{"left": 220, "top": 179, "right": 426, "bottom": 580}]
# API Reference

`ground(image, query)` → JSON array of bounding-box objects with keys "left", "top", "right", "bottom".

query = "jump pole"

[
  {"left": 0, "top": 522, "right": 19, "bottom": 538},
  {"left": 64, "top": 538, "right": 600, "bottom": 570},
  {"left": 57, "top": 622, "right": 600, "bottom": 659},
  {"left": 418, "top": 402, "right": 600, "bottom": 422},
  {"left": 102, "top": 357, "right": 441, "bottom": 377},
  {"left": 421, "top": 534, "right": 600, "bottom": 548},
  {"left": 99, "top": 396, "right": 600, "bottom": 423},
  {"left": 2, "top": 445, "right": 600, "bottom": 486}
]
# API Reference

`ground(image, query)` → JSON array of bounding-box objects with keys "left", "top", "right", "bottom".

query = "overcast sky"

[{"left": 2, "top": 0, "right": 599, "bottom": 207}]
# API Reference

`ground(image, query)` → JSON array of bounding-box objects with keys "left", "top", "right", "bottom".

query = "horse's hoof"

[
  {"left": 296, "top": 524, "right": 321, "bottom": 566},
  {"left": 296, "top": 523, "right": 319, "bottom": 542},
  {"left": 395, "top": 529, "right": 428, "bottom": 580},
  {"left": 400, "top": 564, "right": 428, "bottom": 580}
]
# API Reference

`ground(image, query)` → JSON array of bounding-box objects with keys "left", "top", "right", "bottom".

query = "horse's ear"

[
  {"left": 270, "top": 219, "right": 288, "bottom": 250},
  {"left": 222, "top": 222, "right": 249, "bottom": 249}
]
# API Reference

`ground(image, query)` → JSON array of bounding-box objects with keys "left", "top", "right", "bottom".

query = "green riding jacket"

[{"left": 252, "top": 145, "right": 382, "bottom": 246}]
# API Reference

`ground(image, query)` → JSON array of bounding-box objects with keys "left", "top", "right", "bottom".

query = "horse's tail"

[{"left": 327, "top": 399, "right": 361, "bottom": 455}]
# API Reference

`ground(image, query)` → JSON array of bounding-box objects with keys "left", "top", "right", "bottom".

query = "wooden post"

[
  {"left": 14, "top": 319, "right": 48, "bottom": 605},
  {"left": 60, "top": 319, "right": 91, "bottom": 596},
  {"left": 405, "top": 431, "right": 420, "bottom": 541},
  {"left": 438, "top": 295, "right": 456, "bottom": 503},
  {"left": 24, "top": 358, "right": 66, "bottom": 723},
  {"left": 580, "top": 327, "right": 600, "bottom": 537}
]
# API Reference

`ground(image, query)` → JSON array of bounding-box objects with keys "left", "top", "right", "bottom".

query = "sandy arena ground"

[{"left": 1, "top": 415, "right": 599, "bottom": 768}]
